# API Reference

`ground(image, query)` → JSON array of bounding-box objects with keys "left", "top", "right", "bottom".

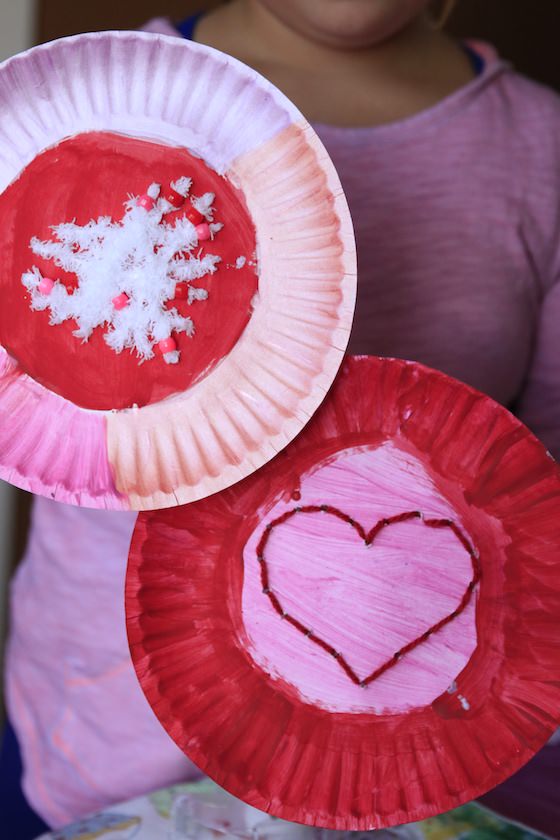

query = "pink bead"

[
  {"left": 112, "top": 292, "right": 130, "bottom": 310},
  {"left": 158, "top": 337, "right": 177, "bottom": 354},
  {"left": 195, "top": 222, "right": 211, "bottom": 241},
  {"left": 137, "top": 195, "right": 155, "bottom": 211},
  {"left": 38, "top": 277, "right": 55, "bottom": 295}
]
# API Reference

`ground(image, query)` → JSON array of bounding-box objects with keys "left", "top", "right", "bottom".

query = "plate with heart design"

[
  {"left": 126, "top": 355, "right": 560, "bottom": 830},
  {"left": 0, "top": 31, "right": 355, "bottom": 510}
]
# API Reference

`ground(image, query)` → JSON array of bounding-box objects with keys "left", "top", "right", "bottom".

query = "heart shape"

[{"left": 256, "top": 505, "right": 481, "bottom": 687}]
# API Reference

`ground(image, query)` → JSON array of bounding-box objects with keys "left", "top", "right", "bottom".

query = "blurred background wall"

[{"left": 0, "top": 2, "right": 36, "bottom": 60}]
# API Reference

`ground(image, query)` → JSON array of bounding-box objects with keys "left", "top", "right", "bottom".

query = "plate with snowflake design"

[{"left": 0, "top": 32, "right": 356, "bottom": 510}]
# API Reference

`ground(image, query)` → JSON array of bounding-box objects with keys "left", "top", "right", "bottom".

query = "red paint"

[
  {"left": 126, "top": 356, "right": 560, "bottom": 831},
  {"left": 257, "top": 505, "right": 480, "bottom": 687},
  {"left": 0, "top": 132, "right": 257, "bottom": 410}
]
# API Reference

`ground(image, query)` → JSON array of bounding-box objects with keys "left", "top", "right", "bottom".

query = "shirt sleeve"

[{"left": 516, "top": 280, "right": 560, "bottom": 460}]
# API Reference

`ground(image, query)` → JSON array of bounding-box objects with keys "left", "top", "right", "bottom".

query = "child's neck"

[{"left": 195, "top": 1, "right": 478, "bottom": 127}]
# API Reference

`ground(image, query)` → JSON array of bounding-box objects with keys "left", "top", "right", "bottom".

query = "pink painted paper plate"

[
  {"left": 127, "top": 355, "right": 560, "bottom": 831},
  {"left": 0, "top": 31, "right": 355, "bottom": 510}
]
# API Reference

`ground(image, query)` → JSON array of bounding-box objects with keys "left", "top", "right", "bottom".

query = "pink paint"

[
  {"left": 242, "top": 442, "right": 478, "bottom": 713},
  {"left": 0, "top": 30, "right": 304, "bottom": 184},
  {"left": 38, "top": 277, "right": 55, "bottom": 295},
  {"left": 0, "top": 357, "right": 126, "bottom": 507},
  {"left": 255, "top": 505, "right": 480, "bottom": 687}
]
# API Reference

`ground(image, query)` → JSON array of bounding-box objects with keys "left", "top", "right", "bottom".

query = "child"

[{"left": 5, "top": 0, "right": 560, "bottom": 836}]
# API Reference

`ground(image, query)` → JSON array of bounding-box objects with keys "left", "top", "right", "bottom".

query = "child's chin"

[{"left": 258, "top": 0, "right": 431, "bottom": 50}]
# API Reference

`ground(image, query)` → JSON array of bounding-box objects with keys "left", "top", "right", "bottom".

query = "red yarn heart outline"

[{"left": 256, "top": 506, "right": 481, "bottom": 688}]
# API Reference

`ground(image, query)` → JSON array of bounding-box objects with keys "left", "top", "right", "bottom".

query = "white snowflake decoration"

[{"left": 22, "top": 178, "right": 222, "bottom": 365}]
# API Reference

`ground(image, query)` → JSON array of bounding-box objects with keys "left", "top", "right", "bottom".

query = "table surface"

[{"left": 35, "top": 778, "right": 550, "bottom": 840}]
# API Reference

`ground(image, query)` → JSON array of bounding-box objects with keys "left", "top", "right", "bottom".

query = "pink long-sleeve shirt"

[{"left": 6, "top": 20, "right": 560, "bottom": 829}]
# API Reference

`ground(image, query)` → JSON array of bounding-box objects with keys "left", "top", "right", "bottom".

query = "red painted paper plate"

[
  {"left": 0, "top": 31, "right": 355, "bottom": 510},
  {"left": 127, "top": 355, "right": 560, "bottom": 831}
]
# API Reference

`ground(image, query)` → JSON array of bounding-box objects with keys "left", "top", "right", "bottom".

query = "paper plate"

[
  {"left": 127, "top": 355, "right": 560, "bottom": 831},
  {"left": 0, "top": 31, "right": 355, "bottom": 510}
]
